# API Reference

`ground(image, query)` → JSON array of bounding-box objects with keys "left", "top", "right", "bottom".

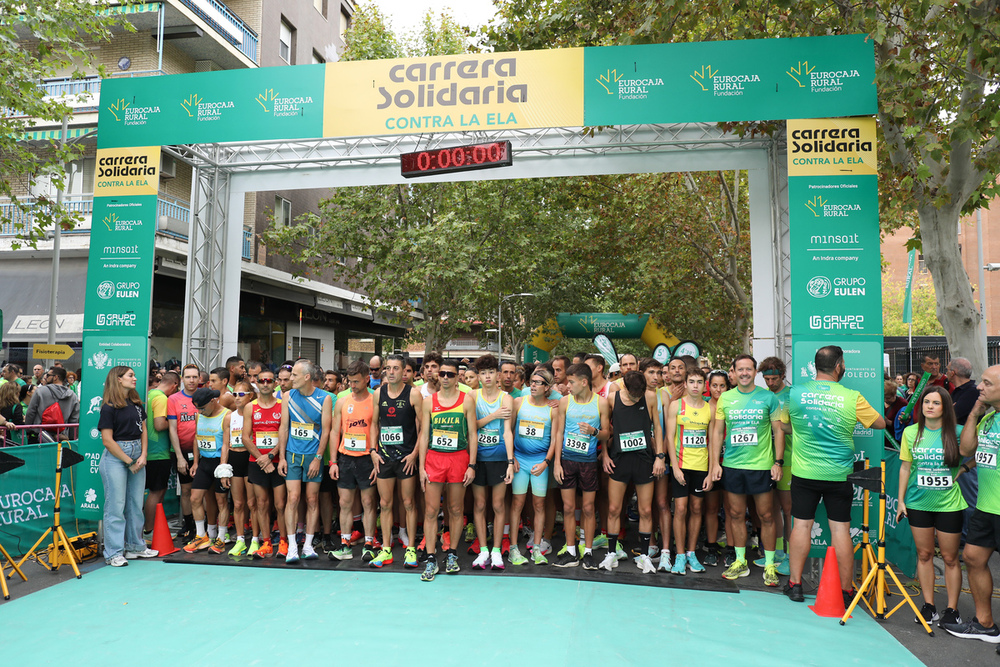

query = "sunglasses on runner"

[
  {"left": 530, "top": 379, "right": 549, "bottom": 386},
  {"left": 438, "top": 371, "right": 458, "bottom": 378},
  {"left": 257, "top": 378, "right": 275, "bottom": 384},
  {"left": 234, "top": 392, "right": 249, "bottom": 397}
]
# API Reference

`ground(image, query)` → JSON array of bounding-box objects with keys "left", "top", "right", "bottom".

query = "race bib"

[
  {"left": 196, "top": 435, "right": 215, "bottom": 451},
  {"left": 681, "top": 429, "right": 707, "bottom": 449},
  {"left": 916, "top": 473, "right": 953, "bottom": 489},
  {"left": 343, "top": 433, "right": 367, "bottom": 453},
  {"left": 730, "top": 428, "right": 758, "bottom": 446},
  {"left": 290, "top": 421, "right": 314, "bottom": 440},
  {"left": 478, "top": 428, "right": 501, "bottom": 447},
  {"left": 432, "top": 429, "right": 458, "bottom": 451},
  {"left": 255, "top": 431, "right": 278, "bottom": 450},
  {"left": 975, "top": 449, "right": 997, "bottom": 469},
  {"left": 380, "top": 426, "right": 404, "bottom": 446},
  {"left": 619, "top": 430, "right": 647, "bottom": 453},
  {"left": 230, "top": 430, "right": 243, "bottom": 448},
  {"left": 564, "top": 433, "right": 590, "bottom": 453},
  {"left": 518, "top": 420, "right": 544, "bottom": 439}
]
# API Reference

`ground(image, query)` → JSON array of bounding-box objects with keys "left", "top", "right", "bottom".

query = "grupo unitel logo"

[
  {"left": 806, "top": 276, "right": 832, "bottom": 298},
  {"left": 96, "top": 281, "right": 115, "bottom": 299},
  {"left": 809, "top": 314, "right": 865, "bottom": 331}
]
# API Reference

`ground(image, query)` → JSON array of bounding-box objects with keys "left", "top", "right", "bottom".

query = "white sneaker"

[
  {"left": 658, "top": 551, "right": 672, "bottom": 572},
  {"left": 108, "top": 554, "right": 129, "bottom": 567},
  {"left": 526, "top": 529, "right": 535, "bottom": 549},
  {"left": 539, "top": 539, "right": 552, "bottom": 556},
  {"left": 472, "top": 550, "right": 490, "bottom": 570},
  {"left": 598, "top": 552, "right": 617, "bottom": 571},
  {"left": 124, "top": 548, "right": 159, "bottom": 559},
  {"left": 490, "top": 550, "right": 505, "bottom": 570},
  {"left": 636, "top": 554, "right": 656, "bottom": 574},
  {"left": 398, "top": 527, "right": 409, "bottom": 547},
  {"left": 648, "top": 545, "right": 660, "bottom": 559}
]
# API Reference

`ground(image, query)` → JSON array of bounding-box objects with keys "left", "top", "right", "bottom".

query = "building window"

[
  {"left": 918, "top": 253, "right": 927, "bottom": 274},
  {"left": 340, "top": 7, "right": 351, "bottom": 41},
  {"left": 275, "top": 196, "right": 292, "bottom": 228},
  {"left": 66, "top": 157, "right": 95, "bottom": 196},
  {"left": 314, "top": 0, "right": 327, "bottom": 17},
  {"left": 312, "top": 50, "right": 325, "bottom": 64},
  {"left": 279, "top": 20, "right": 294, "bottom": 63}
]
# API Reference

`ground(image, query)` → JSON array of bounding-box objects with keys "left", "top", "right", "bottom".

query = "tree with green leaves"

[
  {"left": 882, "top": 278, "right": 945, "bottom": 336},
  {"left": 0, "top": 1, "right": 131, "bottom": 248},
  {"left": 486, "top": 0, "right": 1000, "bottom": 373}
]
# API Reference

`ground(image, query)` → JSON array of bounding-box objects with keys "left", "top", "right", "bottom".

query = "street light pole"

[{"left": 498, "top": 293, "right": 535, "bottom": 361}]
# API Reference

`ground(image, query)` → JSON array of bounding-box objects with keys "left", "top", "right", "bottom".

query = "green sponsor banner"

[
  {"left": 584, "top": 34, "right": 876, "bottom": 126},
  {"left": 902, "top": 248, "right": 916, "bottom": 323},
  {"left": 0, "top": 442, "right": 99, "bottom": 556},
  {"left": 84, "top": 195, "right": 158, "bottom": 332},
  {"left": 522, "top": 344, "right": 549, "bottom": 364},
  {"left": 76, "top": 335, "right": 150, "bottom": 520},
  {"left": 97, "top": 65, "right": 326, "bottom": 148},
  {"left": 557, "top": 313, "right": 650, "bottom": 338},
  {"left": 592, "top": 334, "right": 618, "bottom": 366},
  {"left": 789, "top": 175, "right": 882, "bottom": 335}
]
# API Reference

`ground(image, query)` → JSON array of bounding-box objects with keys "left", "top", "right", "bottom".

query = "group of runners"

[{"left": 146, "top": 345, "right": 1000, "bottom": 650}]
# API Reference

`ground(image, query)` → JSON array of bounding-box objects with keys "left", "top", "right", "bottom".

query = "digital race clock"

[{"left": 400, "top": 141, "right": 513, "bottom": 178}]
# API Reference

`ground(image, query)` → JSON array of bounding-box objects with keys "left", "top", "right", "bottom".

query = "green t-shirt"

[
  {"left": 975, "top": 411, "right": 1000, "bottom": 515},
  {"left": 146, "top": 389, "right": 171, "bottom": 461},
  {"left": 716, "top": 386, "right": 780, "bottom": 471},
  {"left": 900, "top": 423, "right": 968, "bottom": 513},
  {"left": 783, "top": 380, "right": 881, "bottom": 482},
  {"left": 774, "top": 385, "right": 792, "bottom": 460}
]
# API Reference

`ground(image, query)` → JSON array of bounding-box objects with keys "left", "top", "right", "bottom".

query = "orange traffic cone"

[
  {"left": 151, "top": 503, "right": 178, "bottom": 557},
  {"left": 809, "top": 546, "right": 847, "bottom": 617}
]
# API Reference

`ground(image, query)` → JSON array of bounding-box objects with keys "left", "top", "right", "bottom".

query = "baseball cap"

[
  {"left": 192, "top": 388, "right": 220, "bottom": 408},
  {"left": 609, "top": 362, "right": 620, "bottom": 374}
]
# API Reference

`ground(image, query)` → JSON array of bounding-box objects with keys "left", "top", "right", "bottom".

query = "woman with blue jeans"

[{"left": 98, "top": 365, "right": 158, "bottom": 566}]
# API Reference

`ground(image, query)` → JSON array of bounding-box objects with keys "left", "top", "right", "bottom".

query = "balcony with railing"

[
  {"left": 177, "top": 0, "right": 258, "bottom": 63},
  {"left": 0, "top": 196, "right": 191, "bottom": 239}
]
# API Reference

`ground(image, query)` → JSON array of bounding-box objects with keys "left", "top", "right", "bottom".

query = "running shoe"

[
  {"left": 636, "top": 554, "right": 656, "bottom": 574},
  {"left": 329, "top": 542, "right": 353, "bottom": 561},
  {"left": 784, "top": 581, "right": 804, "bottom": 602},
  {"left": 228, "top": 539, "right": 247, "bottom": 557},
  {"left": 581, "top": 552, "right": 597, "bottom": 570},
  {"left": 552, "top": 549, "right": 579, "bottom": 568},
  {"left": 403, "top": 547, "right": 418, "bottom": 569},
  {"left": 445, "top": 552, "right": 460, "bottom": 574},
  {"left": 348, "top": 529, "right": 363, "bottom": 546},
  {"left": 253, "top": 540, "right": 272, "bottom": 559},
  {"left": 842, "top": 588, "right": 857, "bottom": 609},
  {"left": 538, "top": 538, "right": 552, "bottom": 556},
  {"left": 598, "top": 552, "right": 617, "bottom": 571},
  {"left": 915, "top": 603, "right": 939, "bottom": 625},
  {"left": 592, "top": 533, "right": 609, "bottom": 549},
  {"left": 208, "top": 538, "right": 226, "bottom": 554},
  {"left": 776, "top": 559, "right": 790, "bottom": 576},
  {"left": 468, "top": 537, "right": 481, "bottom": 556},
  {"left": 647, "top": 545, "right": 661, "bottom": 559},
  {"left": 942, "top": 618, "right": 1000, "bottom": 643},
  {"left": 399, "top": 527, "right": 410, "bottom": 548},
  {"left": 508, "top": 545, "right": 528, "bottom": 565},
  {"left": 278, "top": 538, "right": 288, "bottom": 559},
  {"left": 464, "top": 522, "right": 476, "bottom": 543},
  {"left": 300, "top": 544, "right": 317, "bottom": 560},
  {"left": 703, "top": 546, "right": 719, "bottom": 567},
  {"left": 532, "top": 547, "right": 548, "bottom": 566},
  {"left": 371, "top": 547, "right": 394, "bottom": 568},
  {"left": 124, "top": 547, "right": 159, "bottom": 559},
  {"left": 671, "top": 553, "right": 687, "bottom": 575},
  {"left": 246, "top": 540, "right": 260, "bottom": 558},
  {"left": 615, "top": 543, "right": 628, "bottom": 562},
  {"left": 362, "top": 543, "right": 376, "bottom": 563},
  {"left": 421, "top": 558, "right": 439, "bottom": 581},
  {"left": 753, "top": 550, "right": 789, "bottom": 567},
  {"left": 722, "top": 559, "right": 750, "bottom": 580},
  {"left": 490, "top": 549, "right": 505, "bottom": 571},
  {"left": 107, "top": 554, "right": 129, "bottom": 567},
  {"left": 763, "top": 564, "right": 780, "bottom": 587},
  {"left": 442, "top": 531, "right": 451, "bottom": 551},
  {"left": 657, "top": 550, "right": 672, "bottom": 572},
  {"left": 472, "top": 550, "right": 490, "bottom": 570},
  {"left": 183, "top": 535, "right": 210, "bottom": 553},
  {"left": 285, "top": 548, "right": 300, "bottom": 565},
  {"left": 555, "top": 511, "right": 563, "bottom": 525},
  {"left": 686, "top": 551, "right": 706, "bottom": 573},
  {"left": 501, "top": 535, "right": 511, "bottom": 556},
  {"left": 525, "top": 529, "right": 535, "bottom": 550},
  {"left": 938, "top": 608, "right": 962, "bottom": 629}
]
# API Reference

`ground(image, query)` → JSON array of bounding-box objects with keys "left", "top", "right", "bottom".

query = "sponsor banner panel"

[
  {"left": 76, "top": 335, "right": 150, "bottom": 520},
  {"left": 97, "top": 65, "right": 326, "bottom": 148},
  {"left": 324, "top": 48, "right": 584, "bottom": 138},
  {"left": 584, "top": 34, "right": 876, "bottom": 126}
]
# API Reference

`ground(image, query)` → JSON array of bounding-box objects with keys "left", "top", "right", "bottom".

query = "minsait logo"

[
  {"left": 691, "top": 65, "right": 759, "bottom": 97},
  {"left": 809, "top": 314, "right": 865, "bottom": 331},
  {"left": 96, "top": 281, "right": 115, "bottom": 300},
  {"left": 806, "top": 276, "right": 832, "bottom": 298}
]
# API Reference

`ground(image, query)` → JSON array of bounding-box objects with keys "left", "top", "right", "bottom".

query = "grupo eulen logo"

[
  {"left": 806, "top": 276, "right": 832, "bottom": 298},
  {"left": 96, "top": 281, "right": 115, "bottom": 300}
]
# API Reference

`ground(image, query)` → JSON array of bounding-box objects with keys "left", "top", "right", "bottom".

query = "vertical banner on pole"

[
  {"left": 787, "top": 118, "right": 883, "bottom": 557},
  {"left": 77, "top": 146, "right": 161, "bottom": 520}
]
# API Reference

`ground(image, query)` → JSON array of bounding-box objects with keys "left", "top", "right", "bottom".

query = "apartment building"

[{"left": 1, "top": 0, "right": 408, "bottom": 375}]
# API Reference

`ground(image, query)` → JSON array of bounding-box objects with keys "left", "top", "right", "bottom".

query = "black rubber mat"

[{"left": 163, "top": 542, "right": 739, "bottom": 593}]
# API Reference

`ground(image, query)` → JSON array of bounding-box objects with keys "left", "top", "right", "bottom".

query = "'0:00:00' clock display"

[{"left": 400, "top": 140, "right": 513, "bottom": 178}]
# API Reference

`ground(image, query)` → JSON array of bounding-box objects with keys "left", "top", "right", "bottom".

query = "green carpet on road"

[{"left": 0, "top": 561, "right": 922, "bottom": 666}]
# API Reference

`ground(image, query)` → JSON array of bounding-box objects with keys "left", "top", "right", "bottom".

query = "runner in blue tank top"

[{"left": 183, "top": 388, "right": 232, "bottom": 554}]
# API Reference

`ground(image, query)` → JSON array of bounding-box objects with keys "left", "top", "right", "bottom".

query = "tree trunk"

[{"left": 918, "top": 204, "right": 987, "bottom": 374}]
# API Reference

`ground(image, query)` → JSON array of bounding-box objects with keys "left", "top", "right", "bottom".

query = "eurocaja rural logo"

[
  {"left": 805, "top": 195, "right": 861, "bottom": 218},
  {"left": 690, "top": 65, "right": 760, "bottom": 97},
  {"left": 256, "top": 88, "right": 315, "bottom": 117},
  {"left": 107, "top": 98, "right": 160, "bottom": 126},
  {"left": 595, "top": 68, "right": 663, "bottom": 101},
  {"left": 786, "top": 61, "right": 861, "bottom": 93},
  {"left": 181, "top": 92, "right": 235, "bottom": 121}
]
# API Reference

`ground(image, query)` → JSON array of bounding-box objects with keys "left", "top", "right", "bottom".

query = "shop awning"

[{"left": 1, "top": 257, "right": 87, "bottom": 343}]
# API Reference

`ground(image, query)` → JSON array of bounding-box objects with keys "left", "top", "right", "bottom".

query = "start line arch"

[{"left": 76, "top": 34, "right": 885, "bottom": 521}]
